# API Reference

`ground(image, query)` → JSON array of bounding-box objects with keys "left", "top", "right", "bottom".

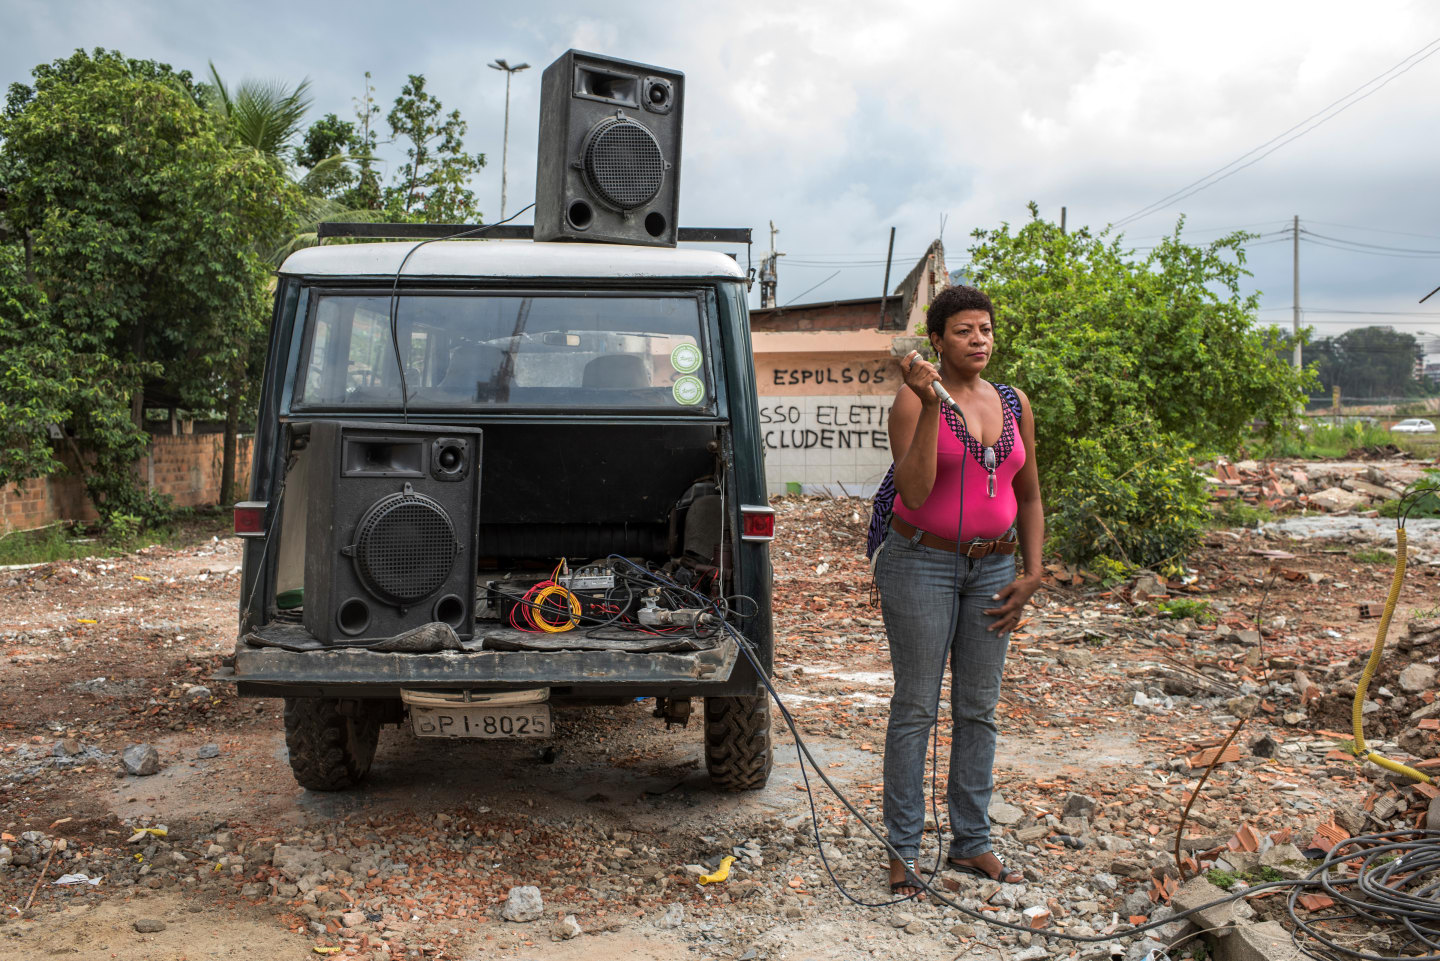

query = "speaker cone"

[
  {"left": 351, "top": 487, "right": 459, "bottom": 606},
  {"left": 583, "top": 118, "right": 664, "bottom": 211}
]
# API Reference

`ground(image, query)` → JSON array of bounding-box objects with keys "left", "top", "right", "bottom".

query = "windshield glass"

[{"left": 295, "top": 292, "right": 713, "bottom": 411}]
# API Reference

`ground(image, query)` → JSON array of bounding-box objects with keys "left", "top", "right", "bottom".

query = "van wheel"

[
  {"left": 704, "top": 694, "right": 773, "bottom": 791},
  {"left": 283, "top": 697, "right": 380, "bottom": 791}
]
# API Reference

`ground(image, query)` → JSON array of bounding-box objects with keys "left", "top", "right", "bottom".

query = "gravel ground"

[{"left": 2, "top": 484, "right": 1440, "bottom": 960}]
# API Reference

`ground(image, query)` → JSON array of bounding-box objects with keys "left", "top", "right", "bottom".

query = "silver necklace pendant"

[{"left": 983, "top": 446, "right": 997, "bottom": 497}]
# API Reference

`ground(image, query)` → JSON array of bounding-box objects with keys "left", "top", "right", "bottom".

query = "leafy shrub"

[
  {"left": 1044, "top": 423, "right": 1212, "bottom": 569},
  {"left": 104, "top": 513, "right": 143, "bottom": 543},
  {"left": 962, "top": 206, "right": 1312, "bottom": 568},
  {"left": 1158, "top": 598, "right": 1216, "bottom": 623},
  {"left": 1087, "top": 556, "right": 1133, "bottom": 586},
  {"left": 1210, "top": 497, "right": 1274, "bottom": 529}
]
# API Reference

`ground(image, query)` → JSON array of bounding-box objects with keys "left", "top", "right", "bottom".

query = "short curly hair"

[{"left": 926, "top": 285, "right": 994, "bottom": 336}]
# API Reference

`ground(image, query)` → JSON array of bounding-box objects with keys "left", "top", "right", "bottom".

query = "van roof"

[{"left": 278, "top": 240, "right": 747, "bottom": 282}]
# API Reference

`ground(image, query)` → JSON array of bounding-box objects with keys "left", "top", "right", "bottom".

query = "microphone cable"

[{"left": 384, "top": 203, "right": 537, "bottom": 423}]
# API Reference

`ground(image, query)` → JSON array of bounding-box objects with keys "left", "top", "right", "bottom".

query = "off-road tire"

[
  {"left": 704, "top": 694, "right": 773, "bottom": 791},
  {"left": 283, "top": 698, "right": 381, "bottom": 791}
]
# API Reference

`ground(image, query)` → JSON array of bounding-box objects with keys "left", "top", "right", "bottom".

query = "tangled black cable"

[{"left": 1287, "top": 831, "right": 1440, "bottom": 961}]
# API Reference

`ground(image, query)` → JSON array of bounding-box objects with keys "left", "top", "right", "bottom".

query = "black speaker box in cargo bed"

[{"left": 302, "top": 422, "right": 482, "bottom": 642}]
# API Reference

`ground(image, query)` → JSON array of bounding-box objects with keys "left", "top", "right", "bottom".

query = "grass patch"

[
  {"left": 1351, "top": 547, "right": 1396, "bottom": 565},
  {"left": 1210, "top": 498, "right": 1275, "bottom": 528},
  {"left": 0, "top": 509, "right": 229, "bottom": 566},
  {"left": 1158, "top": 597, "right": 1216, "bottom": 623},
  {"left": 1205, "top": 868, "right": 1237, "bottom": 890},
  {"left": 1251, "top": 421, "right": 1439, "bottom": 460},
  {"left": 1205, "top": 866, "right": 1285, "bottom": 890}
]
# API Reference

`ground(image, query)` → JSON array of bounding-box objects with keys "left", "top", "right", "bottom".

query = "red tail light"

[
  {"left": 233, "top": 501, "right": 268, "bottom": 538},
  {"left": 741, "top": 505, "right": 776, "bottom": 541}
]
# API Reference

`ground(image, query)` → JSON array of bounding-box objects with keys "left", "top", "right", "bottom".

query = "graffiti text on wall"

[
  {"left": 771, "top": 365, "right": 889, "bottom": 387},
  {"left": 760, "top": 401, "right": 891, "bottom": 450}
]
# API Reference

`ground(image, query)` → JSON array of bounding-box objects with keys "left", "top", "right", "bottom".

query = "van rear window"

[{"left": 295, "top": 292, "right": 712, "bottom": 412}]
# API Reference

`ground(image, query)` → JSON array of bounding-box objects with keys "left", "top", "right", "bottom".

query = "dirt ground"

[{"left": 2, "top": 465, "right": 1439, "bottom": 960}]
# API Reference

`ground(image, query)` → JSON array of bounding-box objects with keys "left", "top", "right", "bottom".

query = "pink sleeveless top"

[{"left": 892, "top": 392, "right": 1025, "bottom": 542}]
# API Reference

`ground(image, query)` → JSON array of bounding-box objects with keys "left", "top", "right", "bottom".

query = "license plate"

[{"left": 410, "top": 703, "right": 552, "bottom": 739}]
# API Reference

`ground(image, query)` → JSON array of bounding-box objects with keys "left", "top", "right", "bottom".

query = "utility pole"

[
  {"left": 1293, "top": 214, "right": 1302, "bottom": 370},
  {"left": 1060, "top": 206, "right": 1067, "bottom": 234},
  {"left": 759, "top": 220, "right": 783, "bottom": 308},
  {"left": 488, "top": 59, "right": 530, "bottom": 220},
  {"left": 879, "top": 226, "right": 896, "bottom": 326}
]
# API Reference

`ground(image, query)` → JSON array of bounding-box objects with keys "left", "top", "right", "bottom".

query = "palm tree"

[
  {"left": 203, "top": 63, "right": 373, "bottom": 504},
  {"left": 204, "top": 64, "right": 378, "bottom": 264}
]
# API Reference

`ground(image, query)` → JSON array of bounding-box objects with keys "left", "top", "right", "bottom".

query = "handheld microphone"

[
  {"left": 907, "top": 350, "right": 961, "bottom": 413},
  {"left": 931, "top": 381, "right": 960, "bottom": 413}
]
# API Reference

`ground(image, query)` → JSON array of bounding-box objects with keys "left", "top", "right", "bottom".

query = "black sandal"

[
  {"left": 947, "top": 855, "right": 1024, "bottom": 884},
  {"left": 890, "top": 857, "right": 923, "bottom": 896}
]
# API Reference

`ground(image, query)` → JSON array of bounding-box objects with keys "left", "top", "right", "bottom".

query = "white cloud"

[{"left": 3, "top": 0, "right": 1439, "bottom": 324}]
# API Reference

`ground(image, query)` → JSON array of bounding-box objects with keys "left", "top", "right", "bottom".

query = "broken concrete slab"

[
  {"left": 1308, "top": 487, "right": 1366, "bottom": 512},
  {"left": 1213, "top": 919, "right": 1302, "bottom": 961},
  {"left": 1399, "top": 663, "right": 1436, "bottom": 694},
  {"left": 1170, "top": 875, "right": 1254, "bottom": 936}
]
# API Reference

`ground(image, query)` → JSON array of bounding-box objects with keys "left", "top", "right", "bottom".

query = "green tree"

[
  {"left": 346, "top": 71, "right": 384, "bottom": 211},
  {"left": 384, "top": 74, "right": 486, "bottom": 223},
  {"left": 294, "top": 112, "right": 362, "bottom": 198},
  {"left": 0, "top": 245, "right": 73, "bottom": 487},
  {"left": 1304, "top": 327, "right": 1424, "bottom": 400},
  {"left": 0, "top": 49, "right": 296, "bottom": 519},
  {"left": 950, "top": 206, "right": 1313, "bottom": 569}
]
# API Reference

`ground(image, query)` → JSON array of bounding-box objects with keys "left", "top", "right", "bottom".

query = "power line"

[
  {"left": 1121, "top": 219, "right": 1292, "bottom": 241},
  {"left": 1306, "top": 220, "right": 1440, "bottom": 243},
  {"left": 1258, "top": 307, "right": 1440, "bottom": 317},
  {"left": 1111, "top": 37, "right": 1440, "bottom": 230},
  {"left": 1300, "top": 236, "right": 1440, "bottom": 259},
  {"left": 1300, "top": 230, "right": 1440, "bottom": 255}
]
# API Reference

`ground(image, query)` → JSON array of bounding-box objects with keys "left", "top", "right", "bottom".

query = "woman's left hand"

[{"left": 984, "top": 573, "right": 1042, "bottom": 634}]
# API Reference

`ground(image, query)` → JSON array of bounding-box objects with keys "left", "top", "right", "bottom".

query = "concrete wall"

[
  {"left": 0, "top": 432, "right": 253, "bottom": 533},
  {"left": 752, "top": 330, "right": 905, "bottom": 497}
]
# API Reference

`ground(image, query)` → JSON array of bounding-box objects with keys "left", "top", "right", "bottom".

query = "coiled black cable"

[{"left": 1287, "top": 830, "right": 1440, "bottom": 960}]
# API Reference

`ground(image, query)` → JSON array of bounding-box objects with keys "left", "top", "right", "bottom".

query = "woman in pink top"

[{"left": 875, "top": 285, "right": 1044, "bottom": 898}]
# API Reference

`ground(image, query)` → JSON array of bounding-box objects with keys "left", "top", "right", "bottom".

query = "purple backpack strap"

[
  {"left": 865, "top": 464, "right": 896, "bottom": 560},
  {"left": 996, "top": 383, "right": 1022, "bottom": 421}
]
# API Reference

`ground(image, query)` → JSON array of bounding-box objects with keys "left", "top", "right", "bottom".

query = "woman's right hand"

[{"left": 901, "top": 350, "right": 941, "bottom": 407}]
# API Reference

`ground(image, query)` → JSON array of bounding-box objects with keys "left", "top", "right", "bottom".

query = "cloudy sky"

[{"left": 5, "top": 0, "right": 1440, "bottom": 340}]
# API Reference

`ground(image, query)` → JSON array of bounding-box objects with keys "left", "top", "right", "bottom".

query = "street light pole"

[{"left": 487, "top": 59, "right": 530, "bottom": 220}]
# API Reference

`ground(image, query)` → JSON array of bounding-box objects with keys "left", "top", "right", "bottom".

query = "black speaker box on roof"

[
  {"left": 534, "top": 49, "right": 684, "bottom": 247},
  {"left": 303, "top": 422, "right": 482, "bottom": 643}
]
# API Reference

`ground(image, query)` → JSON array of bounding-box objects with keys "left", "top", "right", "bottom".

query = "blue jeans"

[{"left": 874, "top": 526, "right": 1016, "bottom": 861}]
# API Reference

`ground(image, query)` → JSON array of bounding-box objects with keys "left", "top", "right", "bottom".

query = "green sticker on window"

[
  {"left": 670, "top": 343, "right": 702, "bottom": 373},
  {"left": 672, "top": 376, "right": 705, "bottom": 405}
]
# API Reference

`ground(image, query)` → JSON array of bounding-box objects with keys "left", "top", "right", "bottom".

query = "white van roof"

[{"left": 278, "top": 240, "right": 747, "bottom": 281}]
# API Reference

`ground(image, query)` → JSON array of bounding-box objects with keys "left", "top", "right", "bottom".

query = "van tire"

[
  {"left": 704, "top": 694, "right": 773, "bottom": 791},
  {"left": 283, "top": 697, "right": 380, "bottom": 791}
]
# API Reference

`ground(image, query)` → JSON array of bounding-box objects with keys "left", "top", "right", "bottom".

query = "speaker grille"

[
  {"left": 352, "top": 490, "right": 458, "bottom": 605},
  {"left": 584, "top": 118, "right": 664, "bottom": 210}
]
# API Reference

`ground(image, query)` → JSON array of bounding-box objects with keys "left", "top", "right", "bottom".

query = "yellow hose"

[{"left": 1351, "top": 527, "right": 1432, "bottom": 784}]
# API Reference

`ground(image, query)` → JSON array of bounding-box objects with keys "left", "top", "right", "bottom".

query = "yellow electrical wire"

[
  {"left": 526, "top": 559, "right": 579, "bottom": 633},
  {"left": 531, "top": 583, "right": 581, "bottom": 633},
  {"left": 1351, "top": 526, "right": 1432, "bottom": 785}
]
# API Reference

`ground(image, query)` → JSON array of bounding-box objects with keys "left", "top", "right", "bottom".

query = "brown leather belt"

[{"left": 890, "top": 516, "right": 1018, "bottom": 558}]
